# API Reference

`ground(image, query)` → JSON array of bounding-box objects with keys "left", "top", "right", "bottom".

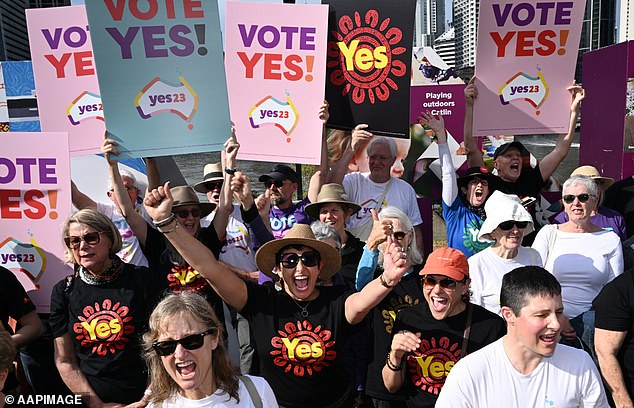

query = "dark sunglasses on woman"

[
  {"left": 278, "top": 251, "right": 321, "bottom": 269},
  {"left": 174, "top": 208, "right": 202, "bottom": 219},
  {"left": 152, "top": 327, "right": 218, "bottom": 356},
  {"left": 421, "top": 275, "right": 466, "bottom": 289},
  {"left": 64, "top": 232, "right": 105, "bottom": 249},
  {"left": 562, "top": 193, "right": 592, "bottom": 204},
  {"left": 498, "top": 221, "right": 529, "bottom": 231}
]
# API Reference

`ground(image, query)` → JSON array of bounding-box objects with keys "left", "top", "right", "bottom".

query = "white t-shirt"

[
  {"left": 96, "top": 201, "right": 151, "bottom": 267},
  {"left": 147, "top": 375, "right": 278, "bottom": 408},
  {"left": 532, "top": 226, "right": 623, "bottom": 318},
  {"left": 469, "top": 246, "right": 543, "bottom": 314},
  {"left": 436, "top": 338, "right": 608, "bottom": 407},
  {"left": 200, "top": 204, "right": 258, "bottom": 272},
  {"left": 342, "top": 172, "right": 423, "bottom": 241}
]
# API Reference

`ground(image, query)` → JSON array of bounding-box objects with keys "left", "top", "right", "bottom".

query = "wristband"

[
  {"left": 386, "top": 351, "right": 402, "bottom": 371},
  {"left": 380, "top": 273, "right": 396, "bottom": 289},
  {"left": 158, "top": 221, "right": 179, "bottom": 234},
  {"left": 225, "top": 167, "right": 237, "bottom": 175},
  {"left": 153, "top": 214, "right": 176, "bottom": 228}
]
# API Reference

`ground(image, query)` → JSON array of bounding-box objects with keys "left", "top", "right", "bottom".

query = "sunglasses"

[
  {"left": 498, "top": 221, "right": 529, "bottom": 231},
  {"left": 278, "top": 251, "right": 321, "bottom": 269},
  {"left": 264, "top": 179, "right": 286, "bottom": 189},
  {"left": 562, "top": 193, "right": 593, "bottom": 204},
  {"left": 204, "top": 181, "right": 223, "bottom": 191},
  {"left": 393, "top": 231, "right": 409, "bottom": 240},
  {"left": 64, "top": 232, "right": 104, "bottom": 249},
  {"left": 174, "top": 208, "right": 202, "bottom": 218},
  {"left": 422, "top": 275, "right": 465, "bottom": 289},
  {"left": 152, "top": 328, "right": 218, "bottom": 356}
]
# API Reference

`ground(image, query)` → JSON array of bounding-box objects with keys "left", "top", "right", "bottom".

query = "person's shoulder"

[
  {"left": 597, "top": 206, "right": 624, "bottom": 218},
  {"left": 471, "top": 303, "right": 505, "bottom": 323},
  {"left": 551, "top": 343, "right": 596, "bottom": 368}
]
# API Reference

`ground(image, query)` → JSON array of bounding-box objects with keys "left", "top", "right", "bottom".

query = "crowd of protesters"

[{"left": 4, "top": 76, "right": 634, "bottom": 408}]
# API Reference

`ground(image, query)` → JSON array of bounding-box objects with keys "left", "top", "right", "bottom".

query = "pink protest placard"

[
  {"left": 26, "top": 6, "right": 103, "bottom": 156},
  {"left": 225, "top": 2, "right": 328, "bottom": 164},
  {"left": 0, "top": 133, "right": 72, "bottom": 313},
  {"left": 473, "top": 0, "right": 586, "bottom": 136}
]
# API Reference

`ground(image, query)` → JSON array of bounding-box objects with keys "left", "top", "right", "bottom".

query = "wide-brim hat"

[
  {"left": 493, "top": 141, "right": 526, "bottom": 159},
  {"left": 255, "top": 224, "right": 341, "bottom": 281},
  {"left": 477, "top": 190, "right": 534, "bottom": 242},
  {"left": 193, "top": 163, "right": 223, "bottom": 193},
  {"left": 171, "top": 185, "right": 215, "bottom": 217},
  {"left": 457, "top": 166, "right": 493, "bottom": 188},
  {"left": 304, "top": 183, "right": 361, "bottom": 219},
  {"left": 419, "top": 247, "right": 469, "bottom": 281},
  {"left": 258, "top": 164, "right": 298, "bottom": 183},
  {"left": 571, "top": 165, "right": 614, "bottom": 189}
]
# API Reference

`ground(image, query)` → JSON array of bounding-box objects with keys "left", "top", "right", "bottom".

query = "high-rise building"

[
  {"left": 453, "top": 0, "right": 478, "bottom": 69},
  {"left": 618, "top": 0, "right": 634, "bottom": 41},
  {"left": 577, "top": 0, "right": 617, "bottom": 80},
  {"left": 435, "top": 26, "right": 456, "bottom": 67},
  {"left": 0, "top": 0, "right": 70, "bottom": 61},
  {"left": 415, "top": 0, "right": 447, "bottom": 47}
]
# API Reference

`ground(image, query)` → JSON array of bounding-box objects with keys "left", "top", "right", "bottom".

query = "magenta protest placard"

[
  {"left": 0, "top": 133, "right": 72, "bottom": 313},
  {"left": 410, "top": 84, "right": 466, "bottom": 138},
  {"left": 26, "top": 6, "right": 104, "bottom": 156},
  {"left": 224, "top": 2, "right": 328, "bottom": 164},
  {"left": 473, "top": 0, "right": 586, "bottom": 136}
]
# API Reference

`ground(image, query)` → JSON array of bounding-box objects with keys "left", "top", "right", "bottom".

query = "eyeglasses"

[
  {"left": 421, "top": 275, "right": 465, "bottom": 289},
  {"left": 469, "top": 178, "right": 488, "bottom": 186},
  {"left": 108, "top": 185, "right": 137, "bottom": 193},
  {"left": 498, "top": 221, "right": 529, "bottom": 231},
  {"left": 152, "top": 328, "right": 218, "bottom": 356},
  {"left": 278, "top": 251, "right": 321, "bottom": 269},
  {"left": 393, "top": 231, "right": 409, "bottom": 240},
  {"left": 204, "top": 181, "right": 223, "bottom": 191},
  {"left": 174, "top": 208, "right": 202, "bottom": 218},
  {"left": 264, "top": 179, "right": 286, "bottom": 189},
  {"left": 64, "top": 232, "right": 105, "bottom": 249},
  {"left": 562, "top": 193, "right": 593, "bottom": 204}
]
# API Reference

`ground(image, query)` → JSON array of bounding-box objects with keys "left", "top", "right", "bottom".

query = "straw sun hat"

[{"left": 255, "top": 224, "right": 341, "bottom": 280}]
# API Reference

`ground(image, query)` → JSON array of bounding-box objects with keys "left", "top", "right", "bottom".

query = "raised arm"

[
  {"left": 308, "top": 101, "right": 330, "bottom": 202},
  {"left": 464, "top": 77, "right": 485, "bottom": 168},
  {"left": 102, "top": 137, "right": 148, "bottom": 245},
  {"left": 233, "top": 171, "right": 275, "bottom": 248},
  {"left": 327, "top": 124, "right": 373, "bottom": 184},
  {"left": 421, "top": 112, "right": 458, "bottom": 207},
  {"left": 144, "top": 183, "right": 248, "bottom": 311},
  {"left": 71, "top": 180, "right": 97, "bottom": 210},
  {"left": 355, "top": 209, "right": 391, "bottom": 290},
  {"left": 345, "top": 236, "right": 408, "bottom": 324},
  {"left": 537, "top": 83, "right": 585, "bottom": 182},
  {"left": 213, "top": 130, "right": 240, "bottom": 241},
  {"left": 144, "top": 157, "right": 161, "bottom": 191},
  {"left": 595, "top": 328, "right": 634, "bottom": 408}
]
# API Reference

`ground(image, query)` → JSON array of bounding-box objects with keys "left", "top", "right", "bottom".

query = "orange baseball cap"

[{"left": 419, "top": 247, "right": 469, "bottom": 281}]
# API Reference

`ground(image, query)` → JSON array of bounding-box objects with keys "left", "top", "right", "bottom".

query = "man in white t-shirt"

[
  {"left": 329, "top": 126, "right": 424, "bottom": 255},
  {"left": 436, "top": 265, "right": 608, "bottom": 407},
  {"left": 71, "top": 169, "right": 152, "bottom": 267}
]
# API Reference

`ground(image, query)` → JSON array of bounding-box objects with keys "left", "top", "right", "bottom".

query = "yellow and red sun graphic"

[
  {"left": 73, "top": 299, "right": 135, "bottom": 356},
  {"left": 327, "top": 9, "right": 407, "bottom": 104},
  {"left": 168, "top": 264, "right": 210, "bottom": 293},
  {"left": 407, "top": 336, "right": 461, "bottom": 395},
  {"left": 270, "top": 320, "right": 336, "bottom": 377}
]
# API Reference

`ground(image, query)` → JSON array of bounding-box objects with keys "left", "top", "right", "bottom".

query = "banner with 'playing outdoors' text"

[
  {"left": 84, "top": 0, "right": 230, "bottom": 158},
  {"left": 473, "top": 0, "right": 586, "bottom": 136},
  {"left": 324, "top": 0, "right": 416, "bottom": 139},
  {"left": 0, "top": 133, "right": 72, "bottom": 313},
  {"left": 26, "top": 6, "right": 103, "bottom": 155},
  {"left": 225, "top": 1, "right": 328, "bottom": 164}
]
